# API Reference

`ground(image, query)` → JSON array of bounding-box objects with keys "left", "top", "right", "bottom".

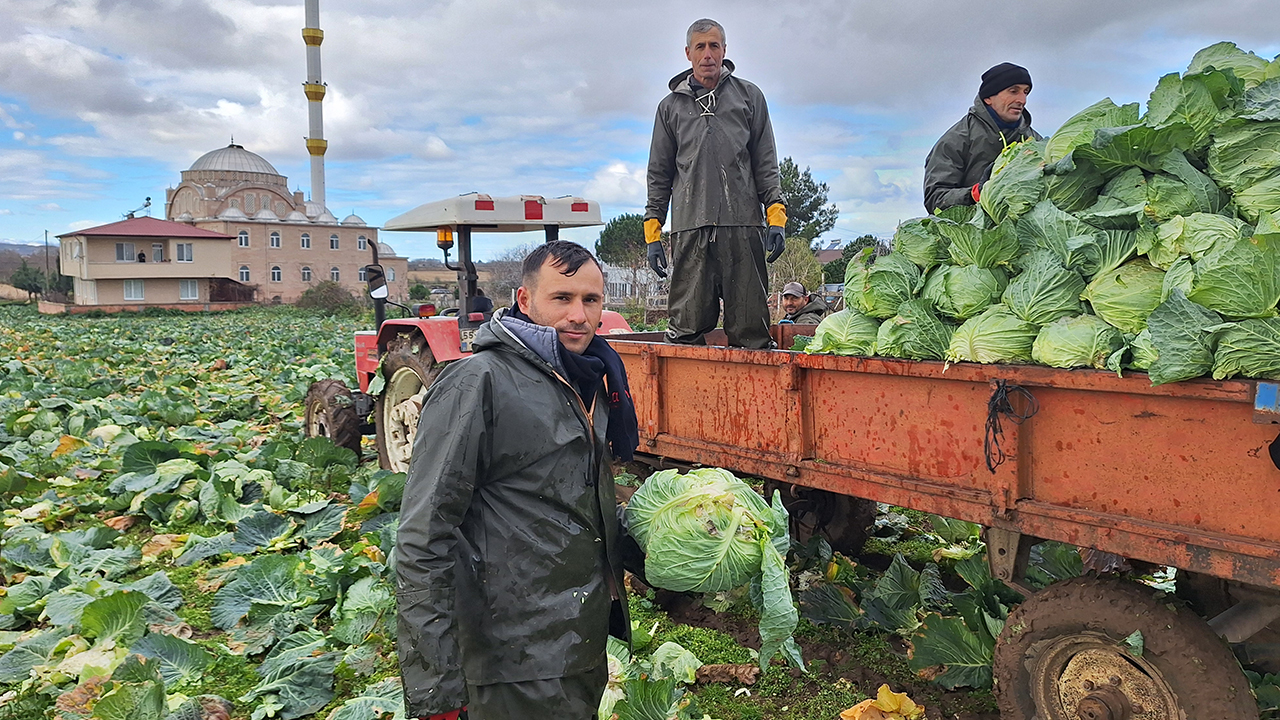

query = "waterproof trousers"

[
  {"left": 466, "top": 663, "right": 608, "bottom": 720},
  {"left": 665, "top": 225, "right": 772, "bottom": 349}
]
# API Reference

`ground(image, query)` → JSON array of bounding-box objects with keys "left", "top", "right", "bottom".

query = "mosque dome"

[
  {"left": 189, "top": 144, "right": 280, "bottom": 176},
  {"left": 284, "top": 210, "right": 310, "bottom": 223},
  {"left": 217, "top": 206, "right": 249, "bottom": 220},
  {"left": 341, "top": 213, "right": 366, "bottom": 226},
  {"left": 378, "top": 242, "right": 399, "bottom": 257},
  {"left": 253, "top": 207, "right": 280, "bottom": 221}
]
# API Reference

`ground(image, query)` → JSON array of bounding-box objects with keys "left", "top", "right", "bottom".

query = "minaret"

[{"left": 302, "top": 0, "right": 326, "bottom": 209}]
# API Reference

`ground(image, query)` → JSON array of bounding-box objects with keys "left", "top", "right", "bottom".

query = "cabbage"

[
  {"left": 1129, "top": 329, "right": 1159, "bottom": 370},
  {"left": 1045, "top": 154, "right": 1106, "bottom": 213},
  {"left": 1233, "top": 174, "right": 1280, "bottom": 222},
  {"left": 1075, "top": 124, "right": 1194, "bottom": 178},
  {"left": 875, "top": 300, "right": 956, "bottom": 361},
  {"left": 892, "top": 218, "right": 949, "bottom": 272},
  {"left": 1002, "top": 252, "right": 1086, "bottom": 324},
  {"left": 624, "top": 468, "right": 802, "bottom": 669},
  {"left": 1186, "top": 42, "right": 1277, "bottom": 90},
  {"left": 946, "top": 305, "right": 1039, "bottom": 364},
  {"left": 1016, "top": 200, "right": 1103, "bottom": 275},
  {"left": 980, "top": 141, "right": 1047, "bottom": 224},
  {"left": 1095, "top": 229, "right": 1139, "bottom": 277},
  {"left": 1045, "top": 98, "right": 1141, "bottom": 164},
  {"left": 1209, "top": 121, "right": 1280, "bottom": 192},
  {"left": 805, "top": 309, "right": 879, "bottom": 356},
  {"left": 1147, "top": 290, "right": 1223, "bottom": 385},
  {"left": 1142, "top": 213, "right": 1247, "bottom": 269},
  {"left": 1208, "top": 317, "right": 1280, "bottom": 379},
  {"left": 1184, "top": 223, "right": 1280, "bottom": 318},
  {"left": 1081, "top": 260, "right": 1166, "bottom": 334},
  {"left": 1031, "top": 315, "right": 1125, "bottom": 369},
  {"left": 1143, "top": 152, "right": 1226, "bottom": 222},
  {"left": 922, "top": 264, "right": 1008, "bottom": 320},
  {"left": 845, "top": 253, "right": 922, "bottom": 318},
  {"left": 937, "top": 216, "right": 1020, "bottom": 269},
  {"left": 1145, "top": 72, "right": 1229, "bottom": 149}
]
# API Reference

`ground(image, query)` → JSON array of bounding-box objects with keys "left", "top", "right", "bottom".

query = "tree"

[
  {"left": 408, "top": 283, "right": 430, "bottom": 301},
  {"left": 767, "top": 236, "right": 823, "bottom": 298},
  {"left": 9, "top": 260, "right": 44, "bottom": 300},
  {"left": 296, "top": 280, "right": 360, "bottom": 315},
  {"left": 595, "top": 213, "right": 655, "bottom": 303},
  {"left": 779, "top": 157, "right": 839, "bottom": 243},
  {"left": 488, "top": 243, "right": 536, "bottom": 306},
  {"left": 822, "top": 234, "right": 881, "bottom": 284}
]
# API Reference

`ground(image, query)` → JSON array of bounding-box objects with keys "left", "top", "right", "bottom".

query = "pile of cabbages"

[{"left": 808, "top": 42, "right": 1280, "bottom": 385}]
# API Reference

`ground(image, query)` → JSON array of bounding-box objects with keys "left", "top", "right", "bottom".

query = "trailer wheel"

[
  {"left": 994, "top": 576, "right": 1258, "bottom": 720},
  {"left": 375, "top": 331, "right": 442, "bottom": 473},
  {"left": 303, "top": 379, "right": 362, "bottom": 455},
  {"left": 763, "top": 482, "right": 875, "bottom": 557}
]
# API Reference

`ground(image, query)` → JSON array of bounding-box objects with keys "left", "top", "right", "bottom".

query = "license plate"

[{"left": 460, "top": 327, "right": 477, "bottom": 353}]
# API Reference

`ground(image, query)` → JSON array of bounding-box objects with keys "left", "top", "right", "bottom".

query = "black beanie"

[{"left": 979, "top": 62, "right": 1032, "bottom": 99}]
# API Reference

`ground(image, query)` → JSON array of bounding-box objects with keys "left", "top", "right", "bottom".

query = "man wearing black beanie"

[{"left": 923, "top": 62, "right": 1041, "bottom": 213}]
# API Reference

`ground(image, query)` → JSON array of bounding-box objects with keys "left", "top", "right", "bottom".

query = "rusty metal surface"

[{"left": 614, "top": 339, "right": 1280, "bottom": 587}]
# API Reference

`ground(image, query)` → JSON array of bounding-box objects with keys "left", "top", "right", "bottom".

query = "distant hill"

[{"left": 0, "top": 242, "right": 48, "bottom": 256}]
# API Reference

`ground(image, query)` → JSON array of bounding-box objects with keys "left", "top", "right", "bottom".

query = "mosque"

[{"left": 57, "top": 0, "right": 408, "bottom": 308}]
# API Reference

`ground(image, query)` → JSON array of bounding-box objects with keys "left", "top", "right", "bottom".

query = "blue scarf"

[{"left": 985, "top": 103, "right": 1023, "bottom": 133}]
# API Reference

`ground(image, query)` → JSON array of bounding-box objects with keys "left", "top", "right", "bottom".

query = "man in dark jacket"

[
  {"left": 923, "top": 62, "right": 1041, "bottom": 214},
  {"left": 779, "top": 282, "right": 828, "bottom": 325},
  {"left": 396, "top": 241, "right": 640, "bottom": 720},
  {"left": 644, "top": 18, "right": 787, "bottom": 349}
]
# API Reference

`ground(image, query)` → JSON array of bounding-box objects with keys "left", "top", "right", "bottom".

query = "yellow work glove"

[
  {"left": 644, "top": 219, "right": 667, "bottom": 278},
  {"left": 765, "top": 203, "right": 787, "bottom": 262}
]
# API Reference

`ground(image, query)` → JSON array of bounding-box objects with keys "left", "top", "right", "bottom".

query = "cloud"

[
  {"left": 582, "top": 162, "right": 647, "bottom": 207},
  {"left": 0, "top": 209, "right": 10, "bottom": 215},
  {"left": 67, "top": 219, "right": 100, "bottom": 230},
  {"left": 34, "top": 202, "right": 64, "bottom": 211}
]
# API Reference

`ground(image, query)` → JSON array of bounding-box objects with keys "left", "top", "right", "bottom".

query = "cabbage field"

[{"left": 816, "top": 41, "right": 1280, "bottom": 384}]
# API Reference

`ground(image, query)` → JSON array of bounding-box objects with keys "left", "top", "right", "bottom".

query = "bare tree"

[{"left": 487, "top": 243, "right": 536, "bottom": 307}]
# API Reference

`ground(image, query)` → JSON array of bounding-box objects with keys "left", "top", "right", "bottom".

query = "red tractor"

[{"left": 303, "top": 193, "right": 633, "bottom": 472}]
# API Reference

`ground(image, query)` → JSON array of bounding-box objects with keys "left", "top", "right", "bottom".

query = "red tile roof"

[{"left": 58, "top": 216, "right": 233, "bottom": 239}]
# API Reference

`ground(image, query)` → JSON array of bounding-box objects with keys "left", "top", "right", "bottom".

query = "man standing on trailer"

[
  {"left": 644, "top": 18, "right": 787, "bottom": 349},
  {"left": 923, "top": 62, "right": 1040, "bottom": 214},
  {"left": 395, "top": 241, "right": 640, "bottom": 720}
]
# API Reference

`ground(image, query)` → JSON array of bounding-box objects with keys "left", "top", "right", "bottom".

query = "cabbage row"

[
  {"left": 0, "top": 306, "right": 412, "bottom": 720},
  {"left": 812, "top": 42, "right": 1280, "bottom": 384}
]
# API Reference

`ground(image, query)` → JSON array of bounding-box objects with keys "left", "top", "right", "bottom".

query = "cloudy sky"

[{"left": 1, "top": 0, "right": 1279, "bottom": 260}]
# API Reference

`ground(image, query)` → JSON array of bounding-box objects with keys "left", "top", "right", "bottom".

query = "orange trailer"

[{"left": 611, "top": 329, "right": 1280, "bottom": 719}]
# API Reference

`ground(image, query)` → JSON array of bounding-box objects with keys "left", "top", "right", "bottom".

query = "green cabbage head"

[
  {"left": 876, "top": 300, "right": 956, "bottom": 360},
  {"left": 625, "top": 468, "right": 802, "bottom": 669},
  {"left": 1081, "top": 260, "right": 1167, "bottom": 334},
  {"left": 805, "top": 309, "right": 879, "bottom": 356},
  {"left": 1031, "top": 315, "right": 1125, "bottom": 369},
  {"left": 946, "top": 305, "right": 1039, "bottom": 364},
  {"left": 922, "top": 264, "right": 1009, "bottom": 320},
  {"left": 845, "top": 252, "right": 922, "bottom": 318}
]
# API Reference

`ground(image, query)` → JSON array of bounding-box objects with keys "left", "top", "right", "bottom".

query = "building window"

[
  {"left": 301, "top": 266, "right": 312, "bottom": 282},
  {"left": 179, "top": 279, "right": 198, "bottom": 301},
  {"left": 388, "top": 267, "right": 396, "bottom": 281},
  {"left": 330, "top": 266, "right": 340, "bottom": 281},
  {"left": 271, "top": 266, "right": 282, "bottom": 282},
  {"left": 357, "top": 236, "right": 367, "bottom": 250},
  {"left": 239, "top": 266, "right": 250, "bottom": 283},
  {"left": 115, "top": 243, "right": 136, "bottom": 262},
  {"left": 152, "top": 243, "right": 164, "bottom": 262},
  {"left": 270, "top": 232, "right": 281, "bottom": 248},
  {"left": 123, "top": 279, "right": 144, "bottom": 301},
  {"left": 330, "top": 234, "right": 340, "bottom": 250},
  {"left": 245, "top": 194, "right": 256, "bottom": 213},
  {"left": 301, "top": 233, "right": 311, "bottom": 249},
  {"left": 176, "top": 243, "right": 193, "bottom": 262},
  {"left": 358, "top": 267, "right": 367, "bottom": 282},
  {"left": 238, "top": 230, "right": 249, "bottom": 248}
]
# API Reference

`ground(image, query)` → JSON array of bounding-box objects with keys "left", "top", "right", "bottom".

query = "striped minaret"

[{"left": 302, "top": 0, "right": 327, "bottom": 208}]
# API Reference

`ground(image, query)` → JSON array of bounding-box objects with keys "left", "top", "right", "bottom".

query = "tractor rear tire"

[
  {"left": 763, "top": 481, "right": 875, "bottom": 558},
  {"left": 375, "top": 330, "right": 442, "bottom": 473},
  {"left": 303, "top": 379, "right": 362, "bottom": 455},
  {"left": 994, "top": 576, "right": 1258, "bottom": 720}
]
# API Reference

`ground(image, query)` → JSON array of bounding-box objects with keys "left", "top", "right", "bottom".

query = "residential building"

[{"left": 58, "top": 217, "right": 243, "bottom": 305}]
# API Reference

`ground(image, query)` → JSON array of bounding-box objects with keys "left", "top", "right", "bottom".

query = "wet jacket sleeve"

[
  {"left": 645, "top": 103, "right": 677, "bottom": 226},
  {"left": 395, "top": 369, "right": 490, "bottom": 716},
  {"left": 748, "top": 87, "right": 783, "bottom": 210},
  {"left": 923, "top": 123, "right": 977, "bottom": 214}
]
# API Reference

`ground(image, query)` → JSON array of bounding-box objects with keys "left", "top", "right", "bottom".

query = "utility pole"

[{"left": 43, "top": 230, "right": 49, "bottom": 298}]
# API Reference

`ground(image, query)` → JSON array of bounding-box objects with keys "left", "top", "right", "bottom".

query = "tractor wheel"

[
  {"left": 994, "top": 576, "right": 1258, "bottom": 720},
  {"left": 375, "top": 330, "right": 442, "bottom": 473},
  {"left": 303, "top": 379, "right": 362, "bottom": 455},
  {"left": 763, "top": 481, "right": 875, "bottom": 557}
]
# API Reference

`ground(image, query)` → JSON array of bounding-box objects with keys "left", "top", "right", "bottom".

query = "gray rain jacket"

[
  {"left": 395, "top": 310, "right": 627, "bottom": 716},
  {"left": 923, "top": 96, "right": 1040, "bottom": 213},
  {"left": 645, "top": 60, "right": 783, "bottom": 233}
]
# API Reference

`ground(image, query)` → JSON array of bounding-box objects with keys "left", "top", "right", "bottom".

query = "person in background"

[
  {"left": 469, "top": 287, "right": 494, "bottom": 317},
  {"left": 396, "top": 241, "right": 640, "bottom": 720},
  {"left": 644, "top": 17, "right": 787, "bottom": 349},
  {"left": 923, "top": 62, "right": 1041, "bottom": 214},
  {"left": 779, "top": 282, "right": 829, "bottom": 325}
]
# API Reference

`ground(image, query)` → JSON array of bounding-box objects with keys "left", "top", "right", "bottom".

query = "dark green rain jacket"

[
  {"left": 645, "top": 60, "right": 783, "bottom": 233},
  {"left": 783, "top": 296, "right": 829, "bottom": 325},
  {"left": 923, "top": 95, "right": 1040, "bottom": 213},
  {"left": 395, "top": 310, "right": 628, "bottom": 716}
]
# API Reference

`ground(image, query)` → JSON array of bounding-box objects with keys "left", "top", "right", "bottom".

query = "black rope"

[{"left": 984, "top": 379, "right": 1039, "bottom": 474}]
